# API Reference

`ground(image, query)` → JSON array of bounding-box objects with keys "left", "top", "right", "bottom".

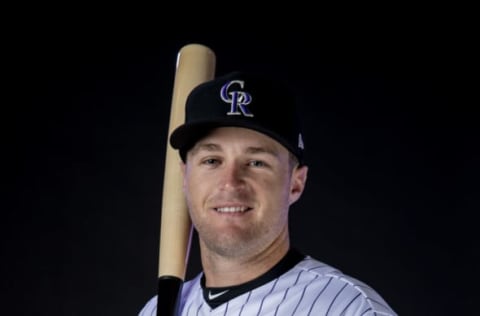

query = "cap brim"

[{"left": 170, "top": 119, "right": 301, "bottom": 163}]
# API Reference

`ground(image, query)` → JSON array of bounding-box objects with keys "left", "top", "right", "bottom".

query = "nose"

[{"left": 219, "top": 162, "right": 245, "bottom": 190}]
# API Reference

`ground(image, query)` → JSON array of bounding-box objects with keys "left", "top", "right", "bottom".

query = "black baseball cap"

[{"left": 169, "top": 71, "right": 306, "bottom": 165}]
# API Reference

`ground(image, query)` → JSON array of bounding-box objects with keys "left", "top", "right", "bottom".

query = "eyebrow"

[
  {"left": 244, "top": 146, "right": 279, "bottom": 157},
  {"left": 190, "top": 142, "right": 280, "bottom": 158},
  {"left": 189, "top": 143, "right": 221, "bottom": 156}
]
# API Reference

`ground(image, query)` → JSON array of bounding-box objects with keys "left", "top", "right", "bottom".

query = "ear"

[{"left": 289, "top": 165, "right": 308, "bottom": 205}]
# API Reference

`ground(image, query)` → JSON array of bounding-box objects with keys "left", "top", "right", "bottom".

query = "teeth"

[{"left": 215, "top": 206, "right": 248, "bottom": 213}]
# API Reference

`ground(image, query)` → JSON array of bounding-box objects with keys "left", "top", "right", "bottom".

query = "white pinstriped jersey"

[{"left": 139, "top": 253, "right": 397, "bottom": 316}]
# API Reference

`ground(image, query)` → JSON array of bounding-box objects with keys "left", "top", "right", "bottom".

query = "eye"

[
  {"left": 202, "top": 158, "right": 220, "bottom": 166},
  {"left": 248, "top": 160, "right": 266, "bottom": 167}
]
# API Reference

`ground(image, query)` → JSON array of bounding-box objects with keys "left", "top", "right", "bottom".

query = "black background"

[{"left": 7, "top": 19, "right": 477, "bottom": 316}]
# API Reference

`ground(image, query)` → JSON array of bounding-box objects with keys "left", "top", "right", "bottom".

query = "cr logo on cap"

[{"left": 220, "top": 80, "right": 254, "bottom": 117}]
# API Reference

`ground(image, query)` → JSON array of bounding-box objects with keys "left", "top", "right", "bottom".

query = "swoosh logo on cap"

[{"left": 208, "top": 289, "right": 229, "bottom": 300}]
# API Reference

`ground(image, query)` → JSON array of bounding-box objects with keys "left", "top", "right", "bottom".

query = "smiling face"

[{"left": 182, "top": 127, "right": 308, "bottom": 259}]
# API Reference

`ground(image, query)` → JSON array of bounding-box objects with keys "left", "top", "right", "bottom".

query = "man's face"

[{"left": 182, "top": 127, "right": 308, "bottom": 258}]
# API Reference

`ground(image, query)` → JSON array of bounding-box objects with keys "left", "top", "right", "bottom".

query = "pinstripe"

[
  {"left": 325, "top": 283, "right": 348, "bottom": 315},
  {"left": 360, "top": 307, "right": 373, "bottom": 315},
  {"left": 195, "top": 301, "right": 202, "bottom": 316},
  {"left": 305, "top": 276, "right": 332, "bottom": 316},
  {"left": 222, "top": 300, "right": 229, "bottom": 316},
  {"left": 308, "top": 264, "right": 328, "bottom": 271},
  {"left": 238, "top": 289, "right": 252, "bottom": 316},
  {"left": 274, "top": 269, "right": 304, "bottom": 315},
  {"left": 292, "top": 274, "right": 323, "bottom": 315},
  {"left": 255, "top": 277, "right": 279, "bottom": 316},
  {"left": 291, "top": 275, "right": 315, "bottom": 314},
  {"left": 184, "top": 299, "right": 194, "bottom": 316},
  {"left": 339, "top": 292, "right": 362, "bottom": 315}
]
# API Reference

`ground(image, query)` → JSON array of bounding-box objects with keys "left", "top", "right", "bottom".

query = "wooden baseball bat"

[{"left": 157, "top": 44, "right": 216, "bottom": 316}]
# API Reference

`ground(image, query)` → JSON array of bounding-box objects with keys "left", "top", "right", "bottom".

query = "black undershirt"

[{"left": 201, "top": 248, "right": 305, "bottom": 309}]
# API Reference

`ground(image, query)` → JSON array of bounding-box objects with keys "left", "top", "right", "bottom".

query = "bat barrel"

[{"left": 157, "top": 44, "right": 216, "bottom": 316}]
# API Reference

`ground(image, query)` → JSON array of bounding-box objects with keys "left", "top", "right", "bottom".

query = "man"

[{"left": 139, "top": 71, "right": 397, "bottom": 315}]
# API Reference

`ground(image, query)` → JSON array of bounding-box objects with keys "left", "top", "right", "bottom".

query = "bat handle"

[{"left": 156, "top": 276, "right": 183, "bottom": 316}]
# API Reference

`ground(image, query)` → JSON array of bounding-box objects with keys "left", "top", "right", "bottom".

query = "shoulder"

[
  {"left": 179, "top": 274, "right": 202, "bottom": 301},
  {"left": 290, "top": 255, "right": 397, "bottom": 315}
]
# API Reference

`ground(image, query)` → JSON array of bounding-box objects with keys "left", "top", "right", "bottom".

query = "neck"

[{"left": 199, "top": 230, "right": 290, "bottom": 287}]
